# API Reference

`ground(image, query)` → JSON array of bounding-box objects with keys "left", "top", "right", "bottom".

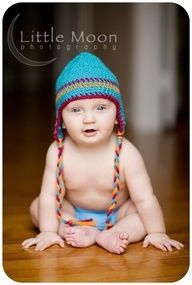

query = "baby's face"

[{"left": 62, "top": 98, "right": 117, "bottom": 145}]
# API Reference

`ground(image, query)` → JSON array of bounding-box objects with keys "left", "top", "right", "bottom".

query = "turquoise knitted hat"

[{"left": 54, "top": 52, "right": 126, "bottom": 141}]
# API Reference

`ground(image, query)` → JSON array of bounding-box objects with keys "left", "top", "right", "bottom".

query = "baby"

[{"left": 22, "top": 52, "right": 184, "bottom": 254}]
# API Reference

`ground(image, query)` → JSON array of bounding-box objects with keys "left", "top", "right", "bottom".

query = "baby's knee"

[{"left": 117, "top": 199, "right": 137, "bottom": 221}]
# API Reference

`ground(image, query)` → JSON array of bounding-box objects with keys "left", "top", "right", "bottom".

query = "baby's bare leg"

[
  {"left": 29, "top": 197, "right": 98, "bottom": 247},
  {"left": 96, "top": 200, "right": 146, "bottom": 254},
  {"left": 29, "top": 197, "right": 75, "bottom": 230},
  {"left": 58, "top": 204, "right": 99, "bottom": 247},
  {"left": 114, "top": 199, "right": 146, "bottom": 243}
]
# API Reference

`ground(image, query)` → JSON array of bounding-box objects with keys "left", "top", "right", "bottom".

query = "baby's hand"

[
  {"left": 143, "top": 233, "right": 184, "bottom": 251},
  {"left": 22, "top": 232, "right": 65, "bottom": 251}
]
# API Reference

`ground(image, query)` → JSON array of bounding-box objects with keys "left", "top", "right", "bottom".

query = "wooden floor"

[{"left": 3, "top": 125, "right": 189, "bottom": 282}]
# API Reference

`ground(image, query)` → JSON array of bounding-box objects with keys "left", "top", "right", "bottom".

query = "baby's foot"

[
  {"left": 64, "top": 226, "right": 98, "bottom": 248},
  {"left": 96, "top": 231, "right": 129, "bottom": 254}
]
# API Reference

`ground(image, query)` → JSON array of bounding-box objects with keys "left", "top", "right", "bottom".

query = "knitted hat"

[{"left": 54, "top": 52, "right": 125, "bottom": 141}]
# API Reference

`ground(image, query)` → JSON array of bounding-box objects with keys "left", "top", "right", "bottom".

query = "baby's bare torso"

[{"left": 63, "top": 135, "right": 129, "bottom": 211}]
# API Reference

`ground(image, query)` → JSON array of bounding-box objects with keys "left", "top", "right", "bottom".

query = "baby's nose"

[{"left": 83, "top": 111, "right": 96, "bottom": 123}]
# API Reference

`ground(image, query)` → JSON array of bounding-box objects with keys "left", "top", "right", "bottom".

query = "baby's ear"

[
  {"left": 114, "top": 119, "right": 118, "bottom": 125},
  {"left": 62, "top": 122, "right": 66, "bottom": 129}
]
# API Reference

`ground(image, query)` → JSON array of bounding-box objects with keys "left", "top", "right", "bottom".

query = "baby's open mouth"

[
  {"left": 84, "top": 129, "right": 96, "bottom": 133},
  {"left": 83, "top": 129, "right": 97, "bottom": 136}
]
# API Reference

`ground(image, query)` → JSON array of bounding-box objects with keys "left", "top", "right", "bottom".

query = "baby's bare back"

[{"left": 62, "top": 137, "right": 129, "bottom": 211}]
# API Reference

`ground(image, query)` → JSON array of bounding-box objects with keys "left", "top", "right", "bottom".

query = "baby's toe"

[
  {"left": 117, "top": 246, "right": 126, "bottom": 254},
  {"left": 115, "top": 248, "right": 122, "bottom": 254},
  {"left": 120, "top": 245, "right": 126, "bottom": 252},
  {"left": 120, "top": 242, "right": 128, "bottom": 249},
  {"left": 67, "top": 240, "right": 75, "bottom": 246},
  {"left": 120, "top": 233, "right": 129, "bottom": 240}
]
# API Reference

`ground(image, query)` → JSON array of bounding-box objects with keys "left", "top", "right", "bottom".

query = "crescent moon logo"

[{"left": 7, "top": 14, "right": 56, "bottom": 66}]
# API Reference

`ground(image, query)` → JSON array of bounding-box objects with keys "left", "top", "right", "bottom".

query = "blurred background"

[
  {"left": 3, "top": 3, "right": 189, "bottom": 281},
  {"left": 3, "top": 3, "right": 189, "bottom": 134}
]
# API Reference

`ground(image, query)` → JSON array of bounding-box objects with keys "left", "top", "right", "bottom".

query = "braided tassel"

[
  {"left": 61, "top": 218, "right": 96, "bottom": 227},
  {"left": 105, "top": 133, "right": 123, "bottom": 229},
  {"left": 55, "top": 139, "right": 65, "bottom": 220}
]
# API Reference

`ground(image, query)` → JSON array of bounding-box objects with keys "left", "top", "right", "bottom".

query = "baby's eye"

[
  {"left": 96, "top": 105, "right": 106, "bottom": 111},
  {"left": 71, "top": 107, "right": 81, "bottom": 113}
]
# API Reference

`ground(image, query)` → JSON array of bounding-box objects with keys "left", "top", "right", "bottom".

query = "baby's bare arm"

[
  {"left": 123, "top": 139, "right": 183, "bottom": 250},
  {"left": 22, "top": 142, "right": 65, "bottom": 251},
  {"left": 123, "top": 140, "right": 165, "bottom": 233},
  {"left": 38, "top": 142, "right": 60, "bottom": 232}
]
